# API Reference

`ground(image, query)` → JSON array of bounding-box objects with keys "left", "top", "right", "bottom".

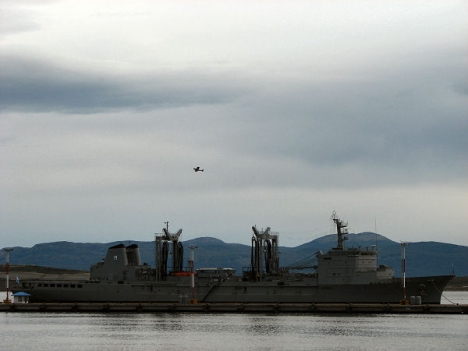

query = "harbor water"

[{"left": 0, "top": 292, "right": 467, "bottom": 351}]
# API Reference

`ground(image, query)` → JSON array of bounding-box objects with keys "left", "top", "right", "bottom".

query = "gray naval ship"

[{"left": 15, "top": 214, "right": 453, "bottom": 304}]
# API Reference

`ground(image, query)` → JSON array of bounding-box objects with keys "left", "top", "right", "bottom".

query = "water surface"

[{"left": 1, "top": 292, "right": 467, "bottom": 351}]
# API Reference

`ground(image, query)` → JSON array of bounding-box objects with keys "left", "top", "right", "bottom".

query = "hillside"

[{"left": 1, "top": 232, "right": 467, "bottom": 278}]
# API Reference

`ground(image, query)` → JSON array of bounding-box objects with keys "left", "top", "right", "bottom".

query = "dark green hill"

[{"left": 1, "top": 233, "right": 466, "bottom": 277}]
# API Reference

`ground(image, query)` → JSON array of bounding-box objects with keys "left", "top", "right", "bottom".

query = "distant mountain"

[{"left": 1, "top": 233, "right": 467, "bottom": 277}]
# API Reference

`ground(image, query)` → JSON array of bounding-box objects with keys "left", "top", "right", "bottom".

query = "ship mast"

[
  {"left": 331, "top": 211, "right": 348, "bottom": 250},
  {"left": 3, "top": 248, "right": 13, "bottom": 304},
  {"left": 188, "top": 245, "right": 198, "bottom": 303},
  {"left": 400, "top": 241, "right": 409, "bottom": 304}
]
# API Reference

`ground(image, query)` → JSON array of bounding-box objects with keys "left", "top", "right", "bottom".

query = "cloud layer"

[{"left": 1, "top": 1, "right": 467, "bottom": 248}]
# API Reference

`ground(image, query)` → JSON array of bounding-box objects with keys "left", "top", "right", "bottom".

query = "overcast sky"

[{"left": 1, "top": 0, "right": 467, "bottom": 250}]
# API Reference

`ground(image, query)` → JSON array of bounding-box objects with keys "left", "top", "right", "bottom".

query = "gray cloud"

[
  {"left": 201, "top": 69, "right": 467, "bottom": 187},
  {"left": 1, "top": 44, "right": 466, "bottom": 194},
  {"left": 0, "top": 53, "right": 248, "bottom": 114},
  {"left": 0, "top": 5, "right": 42, "bottom": 38}
]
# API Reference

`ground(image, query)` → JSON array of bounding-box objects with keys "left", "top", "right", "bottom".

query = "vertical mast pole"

[
  {"left": 189, "top": 245, "right": 198, "bottom": 303},
  {"left": 3, "top": 248, "right": 13, "bottom": 304},
  {"left": 400, "top": 242, "right": 409, "bottom": 303}
]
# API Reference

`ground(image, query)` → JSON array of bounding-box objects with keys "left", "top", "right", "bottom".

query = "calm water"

[{"left": 0, "top": 292, "right": 467, "bottom": 351}]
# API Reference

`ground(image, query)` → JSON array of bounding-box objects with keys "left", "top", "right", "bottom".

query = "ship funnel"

[{"left": 126, "top": 244, "right": 141, "bottom": 266}]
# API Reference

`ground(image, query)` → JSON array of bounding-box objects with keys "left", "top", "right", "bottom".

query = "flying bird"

[{"left": 193, "top": 167, "right": 204, "bottom": 172}]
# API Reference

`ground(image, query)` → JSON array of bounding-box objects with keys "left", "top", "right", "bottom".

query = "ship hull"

[
  {"left": 199, "top": 275, "right": 452, "bottom": 304},
  {"left": 18, "top": 274, "right": 452, "bottom": 304}
]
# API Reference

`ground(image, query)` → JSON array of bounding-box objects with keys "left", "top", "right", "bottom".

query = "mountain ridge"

[{"left": 2, "top": 232, "right": 467, "bottom": 277}]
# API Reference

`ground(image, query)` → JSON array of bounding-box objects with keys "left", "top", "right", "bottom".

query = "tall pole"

[
  {"left": 3, "top": 248, "right": 13, "bottom": 304},
  {"left": 188, "top": 245, "right": 198, "bottom": 303},
  {"left": 400, "top": 242, "right": 409, "bottom": 304}
]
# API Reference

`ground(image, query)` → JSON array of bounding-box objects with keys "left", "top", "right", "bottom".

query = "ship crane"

[
  {"left": 250, "top": 226, "right": 279, "bottom": 280},
  {"left": 155, "top": 222, "right": 184, "bottom": 281},
  {"left": 285, "top": 255, "right": 318, "bottom": 271}
]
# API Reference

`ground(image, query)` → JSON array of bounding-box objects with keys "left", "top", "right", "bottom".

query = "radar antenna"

[{"left": 331, "top": 211, "right": 348, "bottom": 250}]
